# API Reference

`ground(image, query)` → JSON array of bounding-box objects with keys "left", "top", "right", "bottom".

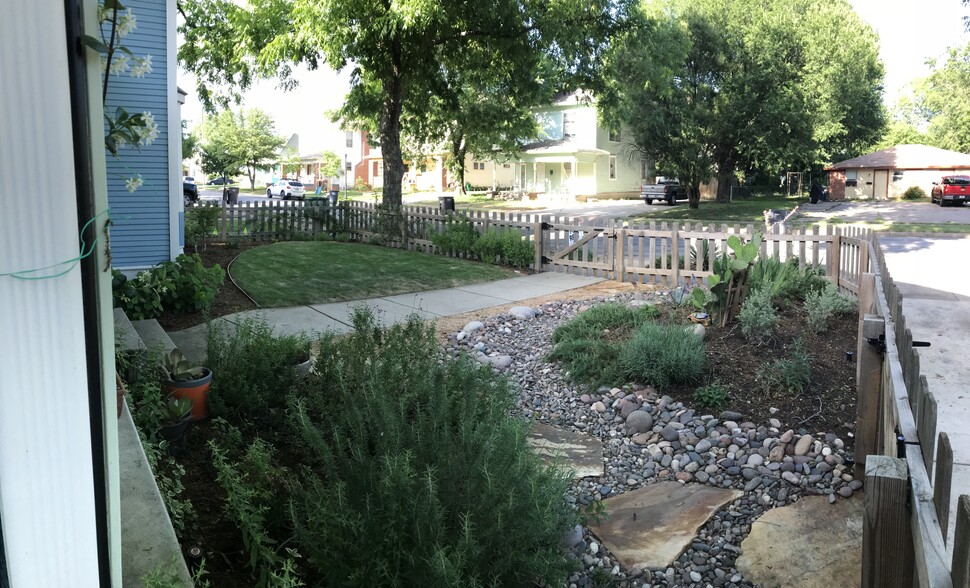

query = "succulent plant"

[
  {"left": 160, "top": 349, "right": 206, "bottom": 382},
  {"left": 163, "top": 396, "right": 192, "bottom": 424}
]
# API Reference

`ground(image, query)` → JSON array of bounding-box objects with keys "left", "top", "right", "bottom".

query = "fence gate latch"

[
  {"left": 541, "top": 222, "right": 554, "bottom": 231},
  {"left": 866, "top": 334, "right": 886, "bottom": 355}
]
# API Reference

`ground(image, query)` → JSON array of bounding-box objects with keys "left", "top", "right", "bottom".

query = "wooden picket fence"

[
  {"left": 192, "top": 200, "right": 873, "bottom": 288},
  {"left": 855, "top": 233, "right": 969, "bottom": 588}
]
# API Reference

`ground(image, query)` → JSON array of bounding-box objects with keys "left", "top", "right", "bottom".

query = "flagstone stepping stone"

[
  {"left": 588, "top": 482, "right": 741, "bottom": 571},
  {"left": 736, "top": 496, "right": 862, "bottom": 588},
  {"left": 526, "top": 423, "right": 604, "bottom": 479}
]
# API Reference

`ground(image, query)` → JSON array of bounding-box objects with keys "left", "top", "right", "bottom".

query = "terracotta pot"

[{"left": 162, "top": 368, "right": 213, "bottom": 421}]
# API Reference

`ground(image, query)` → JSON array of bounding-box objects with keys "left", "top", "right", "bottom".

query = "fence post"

[
  {"left": 953, "top": 495, "right": 970, "bottom": 588},
  {"left": 863, "top": 455, "right": 914, "bottom": 588},
  {"left": 219, "top": 203, "right": 228, "bottom": 241},
  {"left": 829, "top": 229, "right": 842, "bottom": 286},
  {"left": 935, "top": 433, "right": 953, "bottom": 545},
  {"left": 671, "top": 223, "right": 680, "bottom": 287},
  {"left": 855, "top": 273, "right": 880, "bottom": 480},
  {"left": 533, "top": 217, "right": 544, "bottom": 272},
  {"left": 616, "top": 227, "right": 626, "bottom": 282}
]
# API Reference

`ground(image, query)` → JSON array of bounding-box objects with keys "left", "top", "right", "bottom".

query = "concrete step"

[
  {"left": 113, "top": 307, "right": 146, "bottom": 355},
  {"left": 130, "top": 319, "right": 177, "bottom": 355}
]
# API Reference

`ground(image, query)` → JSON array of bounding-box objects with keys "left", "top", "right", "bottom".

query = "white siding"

[{"left": 1, "top": 1, "right": 103, "bottom": 585}]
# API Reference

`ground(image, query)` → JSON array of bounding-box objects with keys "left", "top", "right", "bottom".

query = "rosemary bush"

[
  {"left": 738, "top": 286, "right": 778, "bottom": 344},
  {"left": 288, "top": 309, "right": 576, "bottom": 586},
  {"left": 805, "top": 283, "right": 857, "bottom": 332},
  {"left": 619, "top": 323, "right": 705, "bottom": 390}
]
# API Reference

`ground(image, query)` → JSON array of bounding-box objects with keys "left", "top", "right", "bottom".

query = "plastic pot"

[{"left": 162, "top": 368, "right": 213, "bottom": 421}]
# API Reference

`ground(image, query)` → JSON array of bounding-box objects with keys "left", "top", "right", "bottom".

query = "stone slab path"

[
  {"left": 737, "top": 495, "right": 863, "bottom": 588},
  {"left": 526, "top": 423, "right": 604, "bottom": 479},
  {"left": 588, "top": 482, "right": 741, "bottom": 571}
]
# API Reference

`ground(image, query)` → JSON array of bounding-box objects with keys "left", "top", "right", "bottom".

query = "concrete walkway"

[
  {"left": 881, "top": 235, "right": 970, "bottom": 556},
  {"left": 169, "top": 272, "right": 604, "bottom": 363}
]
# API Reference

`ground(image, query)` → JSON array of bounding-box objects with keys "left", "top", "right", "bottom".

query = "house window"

[
  {"left": 609, "top": 128, "right": 621, "bottom": 142},
  {"left": 609, "top": 156, "right": 617, "bottom": 180},
  {"left": 345, "top": 161, "right": 352, "bottom": 171},
  {"left": 503, "top": 163, "right": 511, "bottom": 168},
  {"left": 845, "top": 169, "right": 858, "bottom": 188},
  {"left": 473, "top": 161, "right": 485, "bottom": 171},
  {"left": 345, "top": 131, "right": 354, "bottom": 148},
  {"left": 892, "top": 170, "right": 904, "bottom": 182},
  {"left": 563, "top": 111, "right": 575, "bottom": 138}
]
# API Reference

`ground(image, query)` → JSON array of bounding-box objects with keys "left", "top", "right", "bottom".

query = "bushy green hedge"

[
  {"left": 112, "top": 254, "right": 225, "bottom": 319},
  {"left": 287, "top": 310, "right": 576, "bottom": 585},
  {"left": 903, "top": 186, "right": 927, "bottom": 200},
  {"left": 747, "top": 257, "right": 827, "bottom": 304},
  {"left": 431, "top": 215, "right": 534, "bottom": 268}
]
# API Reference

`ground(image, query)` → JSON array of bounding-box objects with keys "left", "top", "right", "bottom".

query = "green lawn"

[
  {"left": 231, "top": 241, "right": 517, "bottom": 307},
  {"left": 628, "top": 194, "right": 806, "bottom": 223},
  {"left": 803, "top": 220, "right": 970, "bottom": 234}
]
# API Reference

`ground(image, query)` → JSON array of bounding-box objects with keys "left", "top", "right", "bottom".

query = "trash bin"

[
  {"left": 439, "top": 196, "right": 455, "bottom": 212},
  {"left": 328, "top": 190, "right": 339, "bottom": 207},
  {"left": 226, "top": 186, "right": 239, "bottom": 204}
]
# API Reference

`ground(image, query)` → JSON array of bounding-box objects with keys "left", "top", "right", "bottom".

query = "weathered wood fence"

[
  {"left": 854, "top": 234, "right": 968, "bottom": 588},
  {"left": 192, "top": 200, "right": 871, "bottom": 288}
]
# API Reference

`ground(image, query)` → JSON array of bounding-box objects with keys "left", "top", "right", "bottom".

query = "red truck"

[{"left": 931, "top": 175, "right": 970, "bottom": 206}]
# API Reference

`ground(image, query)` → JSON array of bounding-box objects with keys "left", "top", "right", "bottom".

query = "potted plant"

[
  {"left": 160, "top": 349, "right": 212, "bottom": 421},
  {"left": 159, "top": 396, "right": 192, "bottom": 442},
  {"left": 290, "top": 342, "right": 313, "bottom": 378}
]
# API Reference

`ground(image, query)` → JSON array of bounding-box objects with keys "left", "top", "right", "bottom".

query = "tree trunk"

[
  {"left": 451, "top": 135, "right": 467, "bottom": 196},
  {"left": 688, "top": 184, "right": 701, "bottom": 209},
  {"left": 715, "top": 166, "right": 733, "bottom": 204},
  {"left": 379, "top": 42, "right": 406, "bottom": 208},
  {"left": 248, "top": 164, "right": 256, "bottom": 190}
]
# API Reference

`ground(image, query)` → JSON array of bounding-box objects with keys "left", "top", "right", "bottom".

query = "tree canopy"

[
  {"left": 903, "top": 44, "right": 970, "bottom": 153},
  {"left": 200, "top": 108, "right": 286, "bottom": 189},
  {"left": 598, "top": 0, "right": 885, "bottom": 206},
  {"left": 178, "top": 0, "right": 629, "bottom": 206}
]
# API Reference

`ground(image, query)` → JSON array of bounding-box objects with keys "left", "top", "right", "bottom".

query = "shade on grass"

[
  {"left": 230, "top": 241, "right": 517, "bottom": 307},
  {"left": 629, "top": 194, "right": 806, "bottom": 223}
]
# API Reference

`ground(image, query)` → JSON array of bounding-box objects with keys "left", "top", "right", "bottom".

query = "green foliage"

[
  {"left": 205, "top": 317, "right": 311, "bottom": 425},
  {"left": 756, "top": 338, "right": 811, "bottom": 394},
  {"left": 689, "top": 233, "right": 762, "bottom": 321},
  {"left": 600, "top": 0, "right": 885, "bottom": 205},
  {"left": 185, "top": 204, "right": 221, "bottom": 250},
  {"left": 163, "top": 396, "right": 192, "bottom": 424},
  {"left": 315, "top": 150, "right": 343, "bottom": 179},
  {"left": 738, "top": 286, "right": 778, "bottom": 345},
  {"left": 805, "top": 282, "right": 857, "bottom": 332},
  {"left": 903, "top": 185, "right": 927, "bottom": 200},
  {"left": 747, "top": 257, "right": 827, "bottom": 304},
  {"left": 160, "top": 349, "right": 206, "bottom": 382},
  {"left": 551, "top": 302, "right": 660, "bottom": 344},
  {"left": 210, "top": 439, "right": 303, "bottom": 587},
  {"left": 289, "top": 309, "right": 576, "bottom": 586},
  {"left": 693, "top": 382, "right": 728, "bottom": 411},
  {"left": 431, "top": 215, "right": 479, "bottom": 255},
  {"left": 472, "top": 229, "right": 534, "bottom": 268},
  {"left": 547, "top": 338, "right": 625, "bottom": 387},
  {"left": 903, "top": 44, "right": 970, "bottom": 153},
  {"left": 112, "top": 254, "right": 225, "bottom": 319},
  {"left": 620, "top": 323, "right": 705, "bottom": 390},
  {"left": 202, "top": 108, "right": 287, "bottom": 189}
]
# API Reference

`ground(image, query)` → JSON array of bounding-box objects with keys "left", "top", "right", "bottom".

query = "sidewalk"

[{"left": 168, "top": 272, "right": 604, "bottom": 363}]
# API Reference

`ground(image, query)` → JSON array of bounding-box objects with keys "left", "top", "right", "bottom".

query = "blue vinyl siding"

[{"left": 103, "top": 0, "right": 172, "bottom": 269}]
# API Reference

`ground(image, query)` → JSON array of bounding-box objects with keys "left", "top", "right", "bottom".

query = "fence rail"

[{"left": 855, "top": 234, "right": 968, "bottom": 588}]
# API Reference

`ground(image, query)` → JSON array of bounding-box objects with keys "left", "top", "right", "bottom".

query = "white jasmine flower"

[
  {"left": 136, "top": 112, "right": 159, "bottom": 146},
  {"left": 125, "top": 175, "right": 143, "bottom": 192},
  {"left": 130, "top": 54, "right": 152, "bottom": 78},
  {"left": 109, "top": 53, "right": 130, "bottom": 76},
  {"left": 116, "top": 9, "right": 137, "bottom": 37}
]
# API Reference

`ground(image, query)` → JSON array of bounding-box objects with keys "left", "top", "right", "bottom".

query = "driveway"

[
  {"left": 880, "top": 235, "right": 970, "bottom": 556},
  {"left": 796, "top": 200, "right": 970, "bottom": 225}
]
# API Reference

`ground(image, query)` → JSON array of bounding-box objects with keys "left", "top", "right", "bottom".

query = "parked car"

[
  {"left": 641, "top": 177, "right": 689, "bottom": 205},
  {"left": 206, "top": 176, "right": 234, "bottom": 185},
  {"left": 930, "top": 175, "right": 970, "bottom": 206},
  {"left": 267, "top": 179, "right": 306, "bottom": 200},
  {"left": 183, "top": 176, "right": 196, "bottom": 184},
  {"left": 183, "top": 180, "right": 199, "bottom": 205}
]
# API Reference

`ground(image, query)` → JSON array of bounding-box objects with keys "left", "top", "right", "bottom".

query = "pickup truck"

[
  {"left": 641, "top": 178, "right": 689, "bottom": 205},
  {"left": 931, "top": 175, "right": 970, "bottom": 206}
]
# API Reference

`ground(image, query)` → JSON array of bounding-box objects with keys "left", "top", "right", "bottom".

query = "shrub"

[
  {"left": 205, "top": 317, "right": 311, "bottom": 425},
  {"left": 805, "top": 282, "right": 857, "bottom": 332},
  {"left": 738, "top": 286, "right": 778, "bottom": 344},
  {"left": 693, "top": 382, "right": 728, "bottom": 411},
  {"left": 619, "top": 323, "right": 705, "bottom": 390},
  {"left": 755, "top": 338, "right": 811, "bottom": 394},
  {"left": 185, "top": 204, "right": 221, "bottom": 250},
  {"left": 551, "top": 302, "right": 660, "bottom": 344},
  {"left": 547, "top": 338, "right": 625, "bottom": 387},
  {"left": 473, "top": 229, "right": 534, "bottom": 268},
  {"left": 289, "top": 309, "right": 576, "bottom": 586},
  {"left": 748, "top": 257, "right": 827, "bottom": 303},
  {"left": 111, "top": 254, "right": 224, "bottom": 319},
  {"left": 903, "top": 186, "right": 927, "bottom": 200},
  {"left": 430, "top": 214, "right": 479, "bottom": 256}
]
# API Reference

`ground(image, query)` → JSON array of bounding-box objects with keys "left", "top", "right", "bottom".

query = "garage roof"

[{"left": 825, "top": 144, "right": 970, "bottom": 171}]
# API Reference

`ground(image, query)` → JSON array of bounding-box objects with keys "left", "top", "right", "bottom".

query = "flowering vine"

[{"left": 82, "top": 0, "right": 158, "bottom": 191}]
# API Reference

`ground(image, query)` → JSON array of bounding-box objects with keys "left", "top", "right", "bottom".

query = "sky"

[{"left": 179, "top": 1, "right": 970, "bottom": 155}]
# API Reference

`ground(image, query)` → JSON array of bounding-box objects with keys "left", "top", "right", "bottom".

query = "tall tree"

[
  {"left": 178, "top": 0, "right": 627, "bottom": 207},
  {"left": 906, "top": 45, "right": 970, "bottom": 153},
  {"left": 599, "top": 0, "right": 885, "bottom": 207},
  {"left": 200, "top": 108, "right": 286, "bottom": 189}
]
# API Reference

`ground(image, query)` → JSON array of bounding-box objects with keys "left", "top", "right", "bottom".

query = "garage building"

[{"left": 825, "top": 144, "right": 970, "bottom": 200}]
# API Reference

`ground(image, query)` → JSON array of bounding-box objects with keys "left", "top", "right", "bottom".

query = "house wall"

[
  {"left": 834, "top": 167, "right": 970, "bottom": 199},
  {"left": 1, "top": 0, "right": 108, "bottom": 584},
  {"left": 104, "top": 0, "right": 177, "bottom": 272},
  {"left": 463, "top": 159, "right": 516, "bottom": 188},
  {"left": 829, "top": 171, "right": 846, "bottom": 201},
  {"left": 887, "top": 168, "right": 970, "bottom": 198}
]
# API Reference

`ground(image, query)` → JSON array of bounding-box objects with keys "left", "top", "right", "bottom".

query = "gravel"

[{"left": 443, "top": 291, "right": 860, "bottom": 587}]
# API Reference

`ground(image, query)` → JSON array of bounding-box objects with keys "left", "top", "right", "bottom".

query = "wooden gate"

[{"left": 539, "top": 221, "right": 615, "bottom": 276}]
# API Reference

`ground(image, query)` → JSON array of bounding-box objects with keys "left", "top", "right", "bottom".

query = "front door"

[
  {"left": 873, "top": 170, "right": 889, "bottom": 200},
  {"left": 562, "top": 161, "right": 573, "bottom": 193}
]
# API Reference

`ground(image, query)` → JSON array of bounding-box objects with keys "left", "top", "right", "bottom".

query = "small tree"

[
  {"left": 317, "top": 151, "right": 342, "bottom": 184},
  {"left": 237, "top": 109, "right": 286, "bottom": 189}
]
